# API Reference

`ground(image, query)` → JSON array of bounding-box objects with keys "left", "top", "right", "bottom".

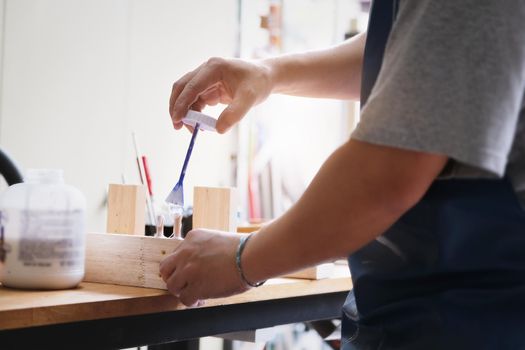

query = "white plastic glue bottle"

[{"left": 0, "top": 169, "right": 86, "bottom": 289}]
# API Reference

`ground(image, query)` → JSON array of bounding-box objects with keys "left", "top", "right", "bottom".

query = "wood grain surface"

[
  {"left": 106, "top": 184, "right": 146, "bottom": 235},
  {"left": 0, "top": 266, "right": 351, "bottom": 330},
  {"left": 84, "top": 232, "right": 182, "bottom": 289},
  {"left": 193, "top": 186, "right": 237, "bottom": 232}
]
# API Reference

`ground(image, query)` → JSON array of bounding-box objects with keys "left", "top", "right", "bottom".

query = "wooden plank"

[
  {"left": 84, "top": 232, "right": 182, "bottom": 289},
  {"left": 106, "top": 184, "right": 146, "bottom": 235},
  {"left": 0, "top": 282, "right": 182, "bottom": 330},
  {"left": 193, "top": 186, "right": 237, "bottom": 232},
  {"left": 0, "top": 266, "right": 352, "bottom": 330}
]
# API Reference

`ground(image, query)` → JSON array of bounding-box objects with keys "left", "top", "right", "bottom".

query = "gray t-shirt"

[{"left": 352, "top": 0, "right": 525, "bottom": 206}]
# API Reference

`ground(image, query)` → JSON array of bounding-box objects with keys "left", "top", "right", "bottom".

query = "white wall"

[{"left": 0, "top": 0, "right": 237, "bottom": 231}]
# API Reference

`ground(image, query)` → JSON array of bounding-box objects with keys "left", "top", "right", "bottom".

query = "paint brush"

[{"left": 165, "top": 123, "right": 200, "bottom": 207}]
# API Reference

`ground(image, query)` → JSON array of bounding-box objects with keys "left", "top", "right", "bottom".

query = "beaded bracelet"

[{"left": 236, "top": 234, "right": 265, "bottom": 288}]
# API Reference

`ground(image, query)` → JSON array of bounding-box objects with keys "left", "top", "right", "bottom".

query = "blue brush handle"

[{"left": 177, "top": 123, "right": 200, "bottom": 185}]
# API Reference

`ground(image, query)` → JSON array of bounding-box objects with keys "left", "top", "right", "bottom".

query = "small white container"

[{"left": 0, "top": 169, "right": 86, "bottom": 289}]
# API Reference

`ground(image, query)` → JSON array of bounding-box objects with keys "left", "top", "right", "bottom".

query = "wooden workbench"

[{"left": 0, "top": 265, "right": 352, "bottom": 349}]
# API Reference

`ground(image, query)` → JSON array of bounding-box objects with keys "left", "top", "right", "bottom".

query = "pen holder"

[{"left": 145, "top": 211, "right": 193, "bottom": 238}]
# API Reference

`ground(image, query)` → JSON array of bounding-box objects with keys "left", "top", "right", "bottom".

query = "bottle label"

[{"left": 1, "top": 208, "right": 85, "bottom": 272}]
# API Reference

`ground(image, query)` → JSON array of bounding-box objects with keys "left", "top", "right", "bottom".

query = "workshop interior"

[
  {"left": 3, "top": 0, "right": 525, "bottom": 349},
  {"left": 0, "top": 1, "right": 368, "bottom": 349}
]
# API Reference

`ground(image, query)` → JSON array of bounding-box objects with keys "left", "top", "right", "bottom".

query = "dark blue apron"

[{"left": 342, "top": 1, "right": 525, "bottom": 349}]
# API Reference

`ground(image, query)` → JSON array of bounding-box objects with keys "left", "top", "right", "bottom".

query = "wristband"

[{"left": 236, "top": 234, "right": 265, "bottom": 288}]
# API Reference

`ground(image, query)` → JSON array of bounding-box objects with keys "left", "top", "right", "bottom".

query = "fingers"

[
  {"left": 159, "top": 254, "right": 178, "bottom": 282},
  {"left": 216, "top": 88, "right": 256, "bottom": 134},
  {"left": 192, "top": 87, "right": 221, "bottom": 110},
  {"left": 169, "top": 70, "right": 197, "bottom": 129},
  {"left": 170, "top": 57, "right": 265, "bottom": 134},
  {"left": 160, "top": 254, "right": 199, "bottom": 305},
  {"left": 171, "top": 60, "right": 222, "bottom": 127},
  {"left": 183, "top": 123, "right": 195, "bottom": 133},
  {"left": 179, "top": 286, "right": 200, "bottom": 307},
  {"left": 165, "top": 270, "right": 188, "bottom": 298},
  {"left": 159, "top": 229, "right": 247, "bottom": 307},
  {"left": 163, "top": 263, "right": 202, "bottom": 306}
]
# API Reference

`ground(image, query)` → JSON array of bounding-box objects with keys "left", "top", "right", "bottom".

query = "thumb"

[{"left": 216, "top": 92, "right": 256, "bottom": 134}]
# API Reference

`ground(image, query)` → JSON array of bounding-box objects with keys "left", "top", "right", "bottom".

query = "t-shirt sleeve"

[{"left": 352, "top": 0, "right": 525, "bottom": 177}]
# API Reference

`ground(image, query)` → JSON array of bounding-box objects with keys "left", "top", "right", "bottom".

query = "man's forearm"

[
  {"left": 262, "top": 32, "right": 366, "bottom": 101},
  {"left": 240, "top": 139, "right": 448, "bottom": 284}
]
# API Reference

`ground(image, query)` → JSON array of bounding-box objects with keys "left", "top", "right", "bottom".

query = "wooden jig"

[{"left": 106, "top": 184, "right": 146, "bottom": 235}]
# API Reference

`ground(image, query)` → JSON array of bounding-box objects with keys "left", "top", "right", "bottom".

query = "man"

[{"left": 161, "top": 1, "right": 525, "bottom": 348}]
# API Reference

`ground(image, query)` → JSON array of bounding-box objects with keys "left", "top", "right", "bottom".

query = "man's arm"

[
  {"left": 169, "top": 32, "right": 366, "bottom": 133},
  {"left": 241, "top": 139, "right": 447, "bottom": 284},
  {"left": 264, "top": 32, "right": 366, "bottom": 100},
  {"left": 160, "top": 139, "right": 447, "bottom": 306}
]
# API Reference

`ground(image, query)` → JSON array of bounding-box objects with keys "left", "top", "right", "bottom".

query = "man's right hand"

[{"left": 169, "top": 57, "right": 273, "bottom": 134}]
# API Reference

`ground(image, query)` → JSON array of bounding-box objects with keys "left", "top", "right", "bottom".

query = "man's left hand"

[{"left": 160, "top": 229, "right": 249, "bottom": 306}]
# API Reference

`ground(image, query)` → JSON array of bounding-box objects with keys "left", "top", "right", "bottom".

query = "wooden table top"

[{"left": 0, "top": 265, "right": 351, "bottom": 331}]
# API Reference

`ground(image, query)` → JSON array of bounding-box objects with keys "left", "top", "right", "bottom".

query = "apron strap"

[{"left": 360, "top": 0, "right": 399, "bottom": 106}]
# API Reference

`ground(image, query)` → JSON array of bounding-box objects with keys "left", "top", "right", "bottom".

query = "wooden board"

[
  {"left": 84, "top": 232, "right": 182, "bottom": 289},
  {"left": 0, "top": 265, "right": 352, "bottom": 330},
  {"left": 84, "top": 232, "right": 335, "bottom": 290},
  {"left": 106, "top": 184, "right": 146, "bottom": 235},
  {"left": 193, "top": 186, "right": 237, "bottom": 232}
]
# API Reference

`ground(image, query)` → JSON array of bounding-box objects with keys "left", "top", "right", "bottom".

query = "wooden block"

[
  {"left": 106, "top": 184, "right": 146, "bottom": 235},
  {"left": 84, "top": 232, "right": 182, "bottom": 289},
  {"left": 193, "top": 186, "right": 237, "bottom": 232},
  {"left": 284, "top": 263, "right": 335, "bottom": 280}
]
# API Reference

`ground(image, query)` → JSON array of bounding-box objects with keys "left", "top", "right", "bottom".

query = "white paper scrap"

[{"left": 182, "top": 110, "right": 217, "bottom": 132}]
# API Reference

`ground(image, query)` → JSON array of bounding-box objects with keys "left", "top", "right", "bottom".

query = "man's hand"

[
  {"left": 169, "top": 58, "right": 273, "bottom": 134},
  {"left": 169, "top": 32, "right": 367, "bottom": 134},
  {"left": 159, "top": 229, "right": 249, "bottom": 306}
]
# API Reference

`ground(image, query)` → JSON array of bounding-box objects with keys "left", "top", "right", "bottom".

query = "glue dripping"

[{"left": 0, "top": 169, "right": 86, "bottom": 289}]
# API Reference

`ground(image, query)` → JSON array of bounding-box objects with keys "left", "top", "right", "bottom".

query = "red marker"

[{"left": 142, "top": 156, "right": 153, "bottom": 197}]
